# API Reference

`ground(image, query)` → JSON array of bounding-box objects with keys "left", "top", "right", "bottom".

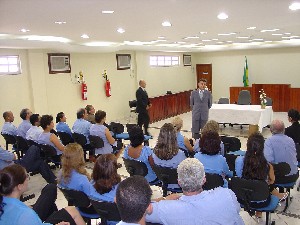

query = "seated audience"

[
  {"left": 1, "top": 111, "right": 17, "bottom": 136},
  {"left": 85, "top": 105, "right": 96, "bottom": 124},
  {"left": 0, "top": 144, "right": 56, "bottom": 183},
  {"left": 172, "top": 116, "right": 194, "bottom": 154},
  {"left": 194, "top": 131, "right": 232, "bottom": 187},
  {"left": 144, "top": 158, "right": 244, "bottom": 224},
  {"left": 72, "top": 108, "right": 92, "bottom": 144},
  {"left": 56, "top": 112, "right": 73, "bottom": 137},
  {"left": 123, "top": 125, "right": 158, "bottom": 183},
  {"left": 26, "top": 114, "right": 43, "bottom": 142},
  {"left": 194, "top": 120, "right": 225, "bottom": 155},
  {"left": 285, "top": 109, "right": 300, "bottom": 144},
  {"left": 17, "top": 108, "right": 32, "bottom": 138},
  {"left": 264, "top": 119, "right": 299, "bottom": 183},
  {"left": 0, "top": 164, "right": 86, "bottom": 225},
  {"left": 89, "top": 110, "right": 122, "bottom": 157},
  {"left": 38, "top": 115, "right": 65, "bottom": 155}
]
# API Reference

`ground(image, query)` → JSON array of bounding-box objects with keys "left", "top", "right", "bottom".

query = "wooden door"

[{"left": 196, "top": 64, "right": 212, "bottom": 92}]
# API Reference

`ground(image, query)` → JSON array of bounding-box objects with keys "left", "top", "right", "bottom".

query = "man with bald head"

[
  {"left": 264, "top": 119, "right": 299, "bottom": 183},
  {"left": 136, "top": 80, "right": 152, "bottom": 135},
  {"left": 1, "top": 111, "right": 17, "bottom": 136}
]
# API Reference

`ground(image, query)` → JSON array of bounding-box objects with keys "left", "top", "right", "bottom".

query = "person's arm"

[
  {"left": 105, "top": 127, "right": 116, "bottom": 144},
  {"left": 190, "top": 91, "right": 194, "bottom": 108},
  {"left": 50, "top": 134, "right": 65, "bottom": 152},
  {"left": 222, "top": 157, "right": 233, "bottom": 177},
  {"left": 152, "top": 193, "right": 180, "bottom": 202},
  {"left": 0, "top": 146, "right": 16, "bottom": 162},
  {"left": 208, "top": 92, "right": 212, "bottom": 108},
  {"left": 268, "top": 163, "right": 275, "bottom": 185},
  {"left": 136, "top": 89, "right": 148, "bottom": 109},
  {"left": 183, "top": 137, "right": 194, "bottom": 152},
  {"left": 235, "top": 156, "right": 244, "bottom": 178}
]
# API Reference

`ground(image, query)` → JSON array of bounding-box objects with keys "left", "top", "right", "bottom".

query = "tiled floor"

[{"left": 23, "top": 111, "right": 299, "bottom": 225}]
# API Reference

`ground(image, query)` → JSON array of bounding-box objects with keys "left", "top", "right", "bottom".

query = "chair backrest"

[
  {"left": 72, "top": 133, "right": 87, "bottom": 146},
  {"left": 58, "top": 186, "right": 91, "bottom": 208},
  {"left": 1, "top": 133, "right": 16, "bottom": 150},
  {"left": 26, "top": 139, "right": 39, "bottom": 147},
  {"left": 89, "top": 135, "right": 104, "bottom": 149},
  {"left": 218, "top": 97, "right": 229, "bottom": 104},
  {"left": 123, "top": 157, "right": 148, "bottom": 177},
  {"left": 295, "top": 143, "right": 300, "bottom": 162},
  {"left": 40, "top": 144, "right": 57, "bottom": 157},
  {"left": 220, "top": 136, "right": 241, "bottom": 153},
  {"left": 152, "top": 164, "right": 178, "bottom": 185},
  {"left": 57, "top": 132, "right": 73, "bottom": 146},
  {"left": 90, "top": 199, "right": 121, "bottom": 224},
  {"left": 110, "top": 122, "right": 124, "bottom": 134},
  {"left": 129, "top": 100, "right": 137, "bottom": 108},
  {"left": 266, "top": 97, "right": 273, "bottom": 106},
  {"left": 126, "top": 123, "right": 136, "bottom": 133},
  {"left": 237, "top": 90, "right": 251, "bottom": 105},
  {"left": 15, "top": 135, "right": 29, "bottom": 152},
  {"left": 272, "top": 162, "right": 291, "bottom": 178},
  {"left": 203, "top": 173, "right": 224, "bottom": 190},
  {"left": 225, "top": 154, "right": 238, "bottom": 174}
]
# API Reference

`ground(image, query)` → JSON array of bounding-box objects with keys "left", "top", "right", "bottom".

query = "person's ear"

[
  {"left": 114, "top": 197, "right": 116, "bottom": 203},
  {"left": 146, "top": 203, "right": 153, "bottom": 215},
  {"left": 201, "top": 176, "right": 206, "bottom": 186}
]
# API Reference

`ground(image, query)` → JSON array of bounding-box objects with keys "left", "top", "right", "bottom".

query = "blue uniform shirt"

[
  {"left": 1, "top": 122, "right": 17, "bottom": 136},
  {"left": 72, "top": 119, "right": 92, "bottom": 144},
  {"left": 56, "top": 122, "right": 73, "bottom": 136}
]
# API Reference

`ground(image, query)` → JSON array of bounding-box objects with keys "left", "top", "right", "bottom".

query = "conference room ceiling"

[{"left": 1, "top": 0, "right": 300, "bottom": 53}]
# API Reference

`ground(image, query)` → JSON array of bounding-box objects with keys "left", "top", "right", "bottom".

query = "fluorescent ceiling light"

[
  {"left": 20, "top": 29, "right": 30, "bottom": 33},
  {"left": 261, "top": 29, "right": 279, "bottom": 32},
  {"left": 237, "top": 36, "right": 249, "bottom": 39},
  {"left": 117, "top": 28, "right": 125, "bottom": 33},
  {"left": 218, "top": 32, "right": 236, "bottom": 36},
  {"left": 162, "top": 21, "right": 172, "bottom": 27},
  {"left": 247, "top": 27, "right": 256, "bottom": 30},
  {"left": 102, "top": 10, "right": 114, "bottom": 14},
  {"left": 212, "top": 38, "right": 219, "bottom": 41},
  {"left": 217, "top": 13, "right": 228, "bottom": 20},
  {"left": 184, "top": 36, "right": 199, "bottom": 39},
  {"left": 252, "top": 38, "right": 264, "bottom": 41},
  {"left": 22, "top": 35, "right": 70, "bottom": 43},
  {"left": 81, "top": 34, "right": 89, "bottom": 39},
  {"left": 289, "top": 2, "right": 300, "bottom": 10},
  {"left": 200, "top": 31, "right": 207, "bottom": 34},
  {"left": 272, "top": 33, "right": 283, "bottom": 36},
  {"left": 158, "top": 36, "right": 165, "bottom": 39},
  {"left": 54, "top": 21, "right": 66, "bottom": 24},
  {"left": 202, "top": 39, "right": 211, "bottom": 42},
  {"left": 84, "top": 41, "right": 115, "bottom": 47}
]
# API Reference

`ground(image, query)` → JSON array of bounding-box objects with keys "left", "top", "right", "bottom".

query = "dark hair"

[
  {"left": 116, "top": 176, "right": 152, "bottom": 223},
  {"left": 288, "top": 109, "right": 300, "bottom": 122},
  {"left": 0, "top": 164, "right": 27, "bottom": 217},
  {"left": 2, "top": 111, "right": 10, "bottom": 120},
  {"left": 40, "top": 115, "right": 53, "bottom": 130},
  {"left": 95, "top": 110, "right": 106, "bottom": 123},
  {"left": 29, "top": 114, "right": 40, "bottom": 126},
  {"left": 76, "top": 108, "right": 86, "bottom": 119},
  {"left": 20, "top": 108, "right": 29, "bottom": 120},
  {"left": 85, "top": 105, "right": 94, "bottom": 114},
  {"left": 56, "top": 112, "right": 64, "bottom": 123},
  {"left": 199, "top": 131, "right": 221, "bottom": 155},
  {"left": 242, "top": 132, "right": 269, "bottom": 180},
  {"left": 92, "top": 154, "right": 121, "bottom": 194},
  {"left": 128, "top": 125, "right": 144, "bottom": 148},
  {"left": 199, "top": 78, "right": 207, "bottom": 83}
]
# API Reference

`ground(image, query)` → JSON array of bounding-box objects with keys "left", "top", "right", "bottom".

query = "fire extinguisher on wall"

[
  {"left": 82, "top": 83, "right": 87, "bottom": 100},
  {"left": 105, "top": 80, "right": 111, "bottom": 97}
]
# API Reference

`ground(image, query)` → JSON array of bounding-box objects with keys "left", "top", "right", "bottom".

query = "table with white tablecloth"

[{"left": 208, "top": 104, "right": 273, "bottom": 132}]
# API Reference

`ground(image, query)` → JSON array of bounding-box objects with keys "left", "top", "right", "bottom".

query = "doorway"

[{"left": 196, "top": 64, "right": 212, "bottom": 92}]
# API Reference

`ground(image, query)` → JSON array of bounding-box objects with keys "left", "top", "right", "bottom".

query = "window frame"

[
  {"left": 0, "top": 55, "right": 22, "bottom": 75},
  {"left": 149, "top": 55, "right": 180, "bottom": 67}
]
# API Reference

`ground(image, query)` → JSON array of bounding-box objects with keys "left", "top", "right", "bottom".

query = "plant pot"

[{"left": 261, "top": 105, "right": 266, "bottom": 109}]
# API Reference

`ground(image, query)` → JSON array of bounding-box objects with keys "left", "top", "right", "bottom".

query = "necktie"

[{"left": 199, "top": 91, "right": 203, "bottom": 100}]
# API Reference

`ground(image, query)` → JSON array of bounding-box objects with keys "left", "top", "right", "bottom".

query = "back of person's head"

[
  {"left": 243, "top": 132, "right": 268, "bottom": 180},
  {"left": 3, "top": 111, "right": 10, "bottom": 121},
  {"left": 20, "top": 108, "right": 29, "bottom": 120},
  {"left": 56, "top": 112, "right": 64, "bottom": 123},
  {"left": 92, "top": 154, "right": 121, "bottom": 194},
  {"left": 128, "top": 125, "right": 144, "bottom": 147},
  {"left": 288, "top": 109, "right": 300, "bottom": 122},
  {"left": 202, "top": 120, "right": 219, "bottom": 134},
  {"left": 60, "top": 143, "right": 88, "bottom": 183},
  {"left": 154, "top": 123, "right": 179, "bottom": 160},
  {"left": 76, "top": 108, "right": 86, "bottom": 119},
  {"left": 116, "top": 175, "right": 152, "bottom": 223},
  {"left": 85, "top": 105, "right": 94, "bottom": 114},
  {"left": 29, "top": 114, "right": 40, "bottom": 126},
  {"left": 177, "top": 158, "right": 205, "bottom": 192},
  {"left": 0, "top": 164, "right": 27, "bottom": 217},
  {"left": 199, "top": 131, "right": 221, "bottom": 155},
  {"left": 172, "top": 116, "right": 183, "bottom": 132},
  {"left": 270, "top": 119, "right": 285, "bottom": 134},
  {"left": 95, "top": 110, "right": 106, "bottom": 123},
  {"left": 40, "top": 115, "right": 53, "bottom": 130}
]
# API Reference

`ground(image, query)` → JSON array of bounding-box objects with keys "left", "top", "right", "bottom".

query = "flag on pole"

[{"left": 243, "top": 56, "right": 249, "bottom": 87}]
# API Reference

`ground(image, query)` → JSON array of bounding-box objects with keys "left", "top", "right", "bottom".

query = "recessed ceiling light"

[
  {"left": 184, "top": 36, "right": 199, "bottom": 39},
  {"left": 20, "top": 28, "right": 30, "bottom": 33},
  {"left": 272, "top": 33, "right": 283, "bottom": 36},
  {"left": 252, "top": 38, "right": 264, "bottom": 41},
  {"left": 261, "top": 29, "right": 279, "bottom": 32},
  {"left": 212, "top": 38, "right": 219, "bottom": 41},
  {"left": 102, "top": 10, "right": 114, "bottom": 14},
  {"left": 54, "top": 21, "right": 66, "bottom": 25},
  {"left": 237, "top": 36, "right": 249, "bottom": 39},
  {"left": 117, "top": 28, "right": 125, "bottom": 33},
  {"left": 217, "top": 13, "right": 228, "bottom": 20},
  {"left": 84, "top": 41, "right": 115, "bottom": 47},
  {"left": 284, "top": 33, "right": 291, "bottom": 35},
  {"left": 247, "top": 27, "right": 256, "bottom": 30},
  {"left": 81, "top": 34, "right": 89, "bottom": 39},
  {"left": 202, "top": 39, "right": 211, "bottom": 42},
  {"left": 162, "top": 21, "right": 172, "bottom": 27},
  {"left": 200, "top": 31, "right": 207, "bottom": 34},
  {"left": 289, "top": 2, "right": 300, "bottom": 10},
  {"left": 158, "top": 36, "right": 165, "bottom": 39}
]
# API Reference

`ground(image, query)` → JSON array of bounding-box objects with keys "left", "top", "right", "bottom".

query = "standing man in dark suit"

[
  {"left": 136, "top": 80, "right": 152, "bottom": 135},
  {"left": 190, "top": 78, "right": 212, "bottom": 139}
]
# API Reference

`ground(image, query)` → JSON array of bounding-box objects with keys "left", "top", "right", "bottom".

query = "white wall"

[{"left": 195, "top": 47, "right": 300, "bottom": 101}]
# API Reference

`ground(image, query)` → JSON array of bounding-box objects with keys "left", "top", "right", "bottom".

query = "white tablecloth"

[{"left": 209, "top": 104, "right": 273, "bottom": 132}]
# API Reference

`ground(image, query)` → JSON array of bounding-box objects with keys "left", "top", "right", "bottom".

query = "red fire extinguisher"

[
  {"left": 82, "top": 83, "right": 87, "bottom": 100},
  {"left": 105, "top": 80, "right": 111, "bottom": 97}
]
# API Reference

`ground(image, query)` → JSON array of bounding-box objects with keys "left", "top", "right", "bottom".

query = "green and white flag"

[{"left": 243, "top": 56, "right": 249, "bottom": 87}]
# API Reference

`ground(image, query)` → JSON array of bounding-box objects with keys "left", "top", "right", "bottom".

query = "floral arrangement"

[{"left": 259, "top": 89, "right": 267, "bottom": 107}]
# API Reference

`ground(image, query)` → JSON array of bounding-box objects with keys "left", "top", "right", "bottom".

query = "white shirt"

[{"left": 26, "top": 126, "right": 43, "bottom": 142}]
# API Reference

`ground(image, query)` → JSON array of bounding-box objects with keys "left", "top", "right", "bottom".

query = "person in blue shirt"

[
  {"left": 72, "top": 108, "right": 92, "bottom": 144},
  {"left": 123, "top": 125, "right": 158, "bottom": 183},
  {"left": 17, "top": 108, "right": 32, "bottom": 138},
  {"left": 194, "top": 131, "right": 232, "bottom": 187},
  {"left": 0, "top": 164, "right": 86, "bottom": 225},
  {"left": 1, "top": 111, "right": 17, "bottom": 136},
  {"left": 56, "top": 112, "right": 73, "bottom": 137}
]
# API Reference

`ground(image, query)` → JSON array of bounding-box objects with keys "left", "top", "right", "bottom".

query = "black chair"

[
  {"left": 218, "top": 97, "right": 229, "bottom": 104},
  {"left": 152, "top": 164, "right": 182, "bottom": 197},
  {"left": 203, "top": 173, "right": 224, "bottom": 190},
  {"left": 126, "top": 123, "right": 136, "bottom": 133},
  {"left": 266, "top": 97, "right": 273, "bottom": 106},
  {"left": 88, "top": 135, "right": 104, "bottom": 156},
  {"left": 220, "top": 136, "right": 241, "bottom": 153},
  {"left": 72, "top": 133, "right": 91, "bottom": 161},
  {"left": 123, "top": 157, "right": 148, "bottom": 177},
  {"left": 26, "top": 139, "right": 40, "bottom": 147},
  {"left": 57, "top": 132, "right": 74, "bottom": 146},
  {"left": 225, "top": 154, "right": 238, "bottom": 176},
  {"left": 58, "top": 187, "right": 99, "bottom": 225},
  {"left": 110, "top": 122, "right": 124, "bottom": 136},
  {"left": 90, "top": 198, "right": 121, "bottom": 225},
  {"left": 237, "top": 90, "right": 251, "bottom": 105},
  {"left": 1, "top": 133, "right": 16, "bottom": 150},
  {"left": 230, "top": 177, "right": 279, "bottom": 225},
  {"left": 15, "top": 135, "right": 29, "bottom": 159}
]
